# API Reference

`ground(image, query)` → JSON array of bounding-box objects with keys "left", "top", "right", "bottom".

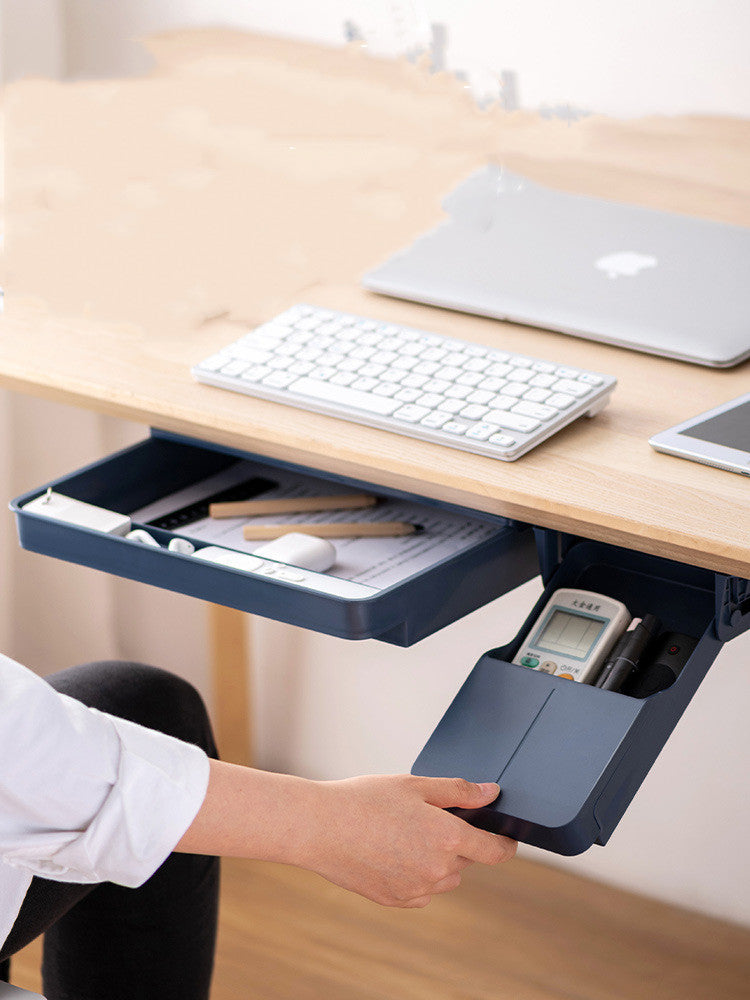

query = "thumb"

[{"left": 418, "top": 776, "right": 500, "bottom": 810}]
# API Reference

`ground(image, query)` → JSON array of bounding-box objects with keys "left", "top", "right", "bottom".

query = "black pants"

[{"left": 0, "top": 661, "right": 220, "bottom": 1000}]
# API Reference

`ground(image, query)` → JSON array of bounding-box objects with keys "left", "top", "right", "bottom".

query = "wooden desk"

[{"left": 2, "top": 29, "right": 749, "bottom": 581}]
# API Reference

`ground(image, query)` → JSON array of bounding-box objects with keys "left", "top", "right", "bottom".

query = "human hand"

[{"left": 296, "top": 774, "right": 516, "bottom": 908}]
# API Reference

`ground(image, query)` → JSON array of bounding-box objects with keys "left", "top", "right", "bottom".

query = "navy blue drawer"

[
  {"left": 414, "top": 537, "right": 750, "bottom": 853},
  {"left": 11, "top": 431, "right": 538, "bottom": 646}
]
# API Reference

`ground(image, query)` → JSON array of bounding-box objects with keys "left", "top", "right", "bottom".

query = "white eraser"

[
  {"left": 23, "top": 491, "right": 131, "bottom": 536},
  {"left": 253, "top": 532, "right": 336, "bottom": 572}
]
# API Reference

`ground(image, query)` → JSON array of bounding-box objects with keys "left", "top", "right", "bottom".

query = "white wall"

[{"left": 2, "top": 0, "right": 750, "bottom": 116}]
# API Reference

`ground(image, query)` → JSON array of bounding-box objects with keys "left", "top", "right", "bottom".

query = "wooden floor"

[{"left": 10, "top": 856, "right": 750, "bottom": 999}]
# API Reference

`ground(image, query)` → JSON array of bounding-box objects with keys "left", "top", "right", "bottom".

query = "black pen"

[
  {"left": 597, "top": 614, "right": 662, "bottom": 692},
  {"left": 593, "top": 619, "right": 640, "bottom": 687}
]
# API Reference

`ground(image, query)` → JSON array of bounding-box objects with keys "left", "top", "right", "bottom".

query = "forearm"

[{"left": 174, "top": 759, "right": 318, "bottom": 867}]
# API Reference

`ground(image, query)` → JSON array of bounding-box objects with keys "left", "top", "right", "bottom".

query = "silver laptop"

[{"left": 363, "top": 167, "right": 750, "bottom": 368}]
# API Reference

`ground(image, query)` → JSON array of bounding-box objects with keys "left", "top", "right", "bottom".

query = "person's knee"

[{"left": 46, "top": 660, "right": 217, "bottom": 756}]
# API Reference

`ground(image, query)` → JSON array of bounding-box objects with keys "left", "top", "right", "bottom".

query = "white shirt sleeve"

[{"left": 0, "top": 652, "right": 210, "bottom": 888}]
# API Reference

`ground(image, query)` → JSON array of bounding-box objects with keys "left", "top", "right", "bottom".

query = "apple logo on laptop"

[{"left": 595, "top": 251, "right": 658, "bottom": 278}]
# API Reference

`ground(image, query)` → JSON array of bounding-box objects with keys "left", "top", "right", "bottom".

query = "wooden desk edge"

[{"left": 3, "top": 369, "right": 748, "bottom": 581}]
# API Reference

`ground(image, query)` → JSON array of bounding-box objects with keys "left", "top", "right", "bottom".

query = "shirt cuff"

[{"left": 3, "top": 711, "right": 211, "bottom": 887}]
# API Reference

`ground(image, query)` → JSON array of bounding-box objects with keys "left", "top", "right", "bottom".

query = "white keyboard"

[{"left": 192, "top": 305, "right": 617, "bottom": 461}]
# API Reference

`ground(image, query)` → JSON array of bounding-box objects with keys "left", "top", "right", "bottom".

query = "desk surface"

[{"left": 1, "top": 30, "right": 749, "bottom": 578}]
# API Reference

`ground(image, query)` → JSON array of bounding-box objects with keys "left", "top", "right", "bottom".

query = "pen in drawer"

[
  {"left": 210, "top": 493, "right": 378, "bottom": 518},
  {"left": 242, "top": 521, "right": 418, "bottom": 539}
]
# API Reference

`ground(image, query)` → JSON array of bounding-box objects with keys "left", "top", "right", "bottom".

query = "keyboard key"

[
  {"left": 444, "top": 384, "right": 472, "bottom": 399},
  {"left": 466, "top": 389, "right": 495, "bottom": 405},
  {"left": 478, "top": 376, "right": 507, "bottom": 392},
  {"left": 488, "top": 395, "right": 515, "bottom": 410},
  {"left": 351, "top": 376, "right": 378, "bottom": 391},
  {"left": 229, "top": 344, "right": 273, "bottom": 364},
  {"left": 331, "top": 372, "right": 357, "bottom": 386},
  {"left": 372, "top": 383, "right": 398, "bottom": 397},
  {"left": 506, "top": 368, "right": 533, "bottom": 383},
  {"left": 416, "top": 393, "right": 445, "bottom": 409},
  {"left": 529, "top": 373, "right": 557, "bottom": 388},
  {"left": 436, "top": 366, "right": 463, "bottom": 382},
  {"left": 456, "top": 371, "right": 484, "bottom": 387},
  {"left": 338, "top": 357, "right": 364, "bottom": 372},
  {"left": 288, "top": 361, "right": 315, "bottom": 376},
  {"left": 555, "top": 367, "right": 580, "bottom": 379},
  {"left": 262, "top": 371, "right": 297, "bottom": 389},
  {"left": 392, "top": 355, "right": 419, "bottom": 371},
  {"left": 501, "top": 383, "right": 527, "bottom": 398},
  {"left": 289, "top": 377, "right": 400, "bottom": 414},
  {"left": 485, "top": 408, "right": 515, "bottom": 424},
  {"left": 437, "top": 398, "right": 466, "bottom": 414},
  {"left": 547, "top": 392, "right": 576, "bottom": 409},
  {"left": 465, "top": 423, "right": 496, "bottom": 441},
  {"left": 486, "top": 362, "right": 512, "bottom": 378},
  {"left": 350, "top": 346, "right": 376, "bottom": 360},
  {"left": 196, "top": 353, "right": 228, "bottom": 372},
  {"left": 394, "top": 387, "right": 422, "bottom": 402},
  {"left": 552, "top": 378, "right": 589, "bottom": 397},
  {"left": 484, "top": 412, "right": 541, "bottom": 433},
  {"left": 532, "top": 360, "right": 556, "bottom": 373},
  {"left": 358, "top": 363, "right": 386, "bottom": 378},
  {"left": 423, "top": 378, "right": 451, "bottom": 394},
  {"left": 443, "top": 421, "right": 469, "bottom": 435},
  {"left": 420, "top": 412, "right": 451, "bottom": 428},
  {"left": 578, "top": 372, "right": 603, "bottom": 385},
  {"left": 401, "top": 373, "right": 429, "bottom": 389},
  {"left": 509, "top": 356, "right": 533, "bottom": 368},
  {"left": 460, "top": 404, "right": 489, "bottom": 421},
  {"left": 413, "top": 360, "right": 441, "bottom": 376},
  {"left": 220, "top": 360, "right": 249, "bottom": 377},
  {"left": 523, "top": 387, "right": 551, "bottom": 403},
  {"left": 489, "top": 433, "right": 516, "bottom": 448},
  {"left": 463, "top": 357, "right": 492, "bottom": 372},
  {"left": 512, "top": 400, "right": 557, "bottom": 421},
  {"left": 393, "top": 404, "right": 431, "bottom": 423},
  {"left": 240, "top": 365, "right": 271, "bottom": 382}
]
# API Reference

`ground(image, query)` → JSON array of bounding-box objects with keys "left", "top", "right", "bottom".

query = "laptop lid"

[{"left": 363, "top": 167, "right": 750, "bottom": 368}]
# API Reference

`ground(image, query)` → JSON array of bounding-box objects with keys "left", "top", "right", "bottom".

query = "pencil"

[
  {"left": 210, "top": 493, "right": 378, "bottom": 518},
  {"left": 242, "top": 521, "right": 418, "bottom": 540}
]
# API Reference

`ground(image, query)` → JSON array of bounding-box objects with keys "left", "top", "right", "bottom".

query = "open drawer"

[
  {"left": 10, "top": 430, "right": 538, "bottom": 646},
  {"left": 413, "top": 533, "right": 750, "bottom": 854}
]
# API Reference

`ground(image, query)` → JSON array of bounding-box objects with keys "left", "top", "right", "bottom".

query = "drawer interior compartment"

[
  {"left": 413, "top": 539, "right": 740, "bottom": 853},
  {"left": 11, "top": 432, "right": 538, "bottom": 646}
]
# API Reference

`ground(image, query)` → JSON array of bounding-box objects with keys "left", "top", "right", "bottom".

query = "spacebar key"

[{"left": 287, "top": 377, "right": 400, "bottom": 415}]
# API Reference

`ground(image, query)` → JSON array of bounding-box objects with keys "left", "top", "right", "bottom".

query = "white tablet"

[{"left": 649, "top": 393, "right": 750, "bottom": 476}]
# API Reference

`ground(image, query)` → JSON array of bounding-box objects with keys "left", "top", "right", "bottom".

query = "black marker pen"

[{"left": 597, "top": 614, "right": 662, "bottom": 692}]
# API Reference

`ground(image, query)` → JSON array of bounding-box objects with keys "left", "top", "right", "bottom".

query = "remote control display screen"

[
  {"left": 681, "top": 400, "right": 750, "bottom": 451},
  {"left": 532, "top": 608, "right": 607, "bottom": 661}
]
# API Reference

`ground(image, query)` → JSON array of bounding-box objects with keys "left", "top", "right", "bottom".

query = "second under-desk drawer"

[
  {"left": 413, "top": 537, "right": 750, "bottom": 854},
  {"left": 11, "top": 431, "right": 539, "bottom": 646}
]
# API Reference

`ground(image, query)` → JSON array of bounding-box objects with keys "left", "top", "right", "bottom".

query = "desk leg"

[{"left": 208, "top": 604, "right": 252, "bottom": 766}]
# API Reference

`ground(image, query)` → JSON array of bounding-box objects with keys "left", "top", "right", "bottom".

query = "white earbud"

[
  {"left": 126, "top": 528, "right": 160, "bottom": 546},
  {"left": 168, "top": 537, "right": 195, "bottom": 555},
  {"left": 253, "top": 532, "right": 336, "bottom": 572}
]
